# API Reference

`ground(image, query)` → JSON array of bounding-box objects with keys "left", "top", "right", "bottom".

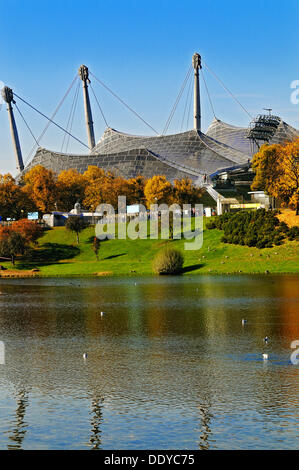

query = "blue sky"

[{"left": 1, "top": 0, "right": 299, "bottom": 175}]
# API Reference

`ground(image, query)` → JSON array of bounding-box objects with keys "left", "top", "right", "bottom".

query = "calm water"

[{"left": 0, "top": 275, "right": 298, "bottom": 450}]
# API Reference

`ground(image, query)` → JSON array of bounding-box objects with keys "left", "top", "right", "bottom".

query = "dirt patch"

[
  {"left": 0, "top": 270, "right": 40, "bottom": 278},
  {"left": 93, "top": 271, "right": 113, "bottom": 276}
]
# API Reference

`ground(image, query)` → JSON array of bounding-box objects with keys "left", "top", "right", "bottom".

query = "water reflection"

[
  {"left": 198, "top": 401, "right": 212, "bottom": 450},
  {"left": 0, "top": 275, "right": 298, "bottom": 449},
  {"left": 7, "top": 389, "right": 29, "bottom": 450},
  {"left": 89, "top": 395, "right": 104, "bottom": 450}
]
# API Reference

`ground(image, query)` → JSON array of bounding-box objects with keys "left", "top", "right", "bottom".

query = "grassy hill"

[{"left": 0, "top": 218, "right": 298, "bottom": 277}]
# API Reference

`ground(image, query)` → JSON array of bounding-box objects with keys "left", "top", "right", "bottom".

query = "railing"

[{"left": 0, "top": 220, "right": 46, "bottom": 227}]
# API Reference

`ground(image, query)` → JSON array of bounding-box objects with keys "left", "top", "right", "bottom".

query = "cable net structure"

[{"left": 4, "top": 53, "right": 298, "bottom": 186}]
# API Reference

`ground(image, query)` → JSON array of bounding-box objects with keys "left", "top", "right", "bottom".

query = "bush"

[
  {"left": 206, "top": 209, "right": 297, "bottom": 249},
  {"left": 12, "top": 219, "right": 43, "bottom": 245},
  {"left": 288, "top": 226, "right": 299, "bottom": 241},
  {"left": 152, "top": 247, "right": 184, "bottom": 275}
]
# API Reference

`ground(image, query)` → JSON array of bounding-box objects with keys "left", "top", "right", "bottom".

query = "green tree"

[
  {"left": 92, "top": 237, "right": 101, "bottom": 261},
  {"left": 0, "top": 230, "right": 27, "bottom": 265},
  {"left": 65, "top": 216, "right": 87, "bottom": 244}
]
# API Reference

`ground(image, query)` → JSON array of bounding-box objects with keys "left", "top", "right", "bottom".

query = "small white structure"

[
  {"left": 43, "top": 202, "right": 103, "bottom": 227},
  {"left": 204, "top": 207, "right": 212, "bottom": 217}
]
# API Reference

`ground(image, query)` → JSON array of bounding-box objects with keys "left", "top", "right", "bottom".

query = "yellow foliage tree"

[
  {"left": 125, "top": 175, "right": 147, "bottom": 205},
  {"left": 251, "top": 139, "right": 299, "bottom": 215},
  {"left": 0, "top": 173, "right": 35, "bottom": 220},
  {"left": 83, "top": 166, "right": 127, "bottom": 211},
  {"left": 23, "top": 165, "right": 57, "bottom": 215},
  {"left": 278, "top": 140, "right": 299, "bottom": 214},
  {"left": 173, "top": 177, "right": 203, "bottom": 205},
  {"left": 57, "top": 168, "right": 87, "bottom": 211},
  {"left": 144, "top": 175, "right": 173, "bottom": 208}
]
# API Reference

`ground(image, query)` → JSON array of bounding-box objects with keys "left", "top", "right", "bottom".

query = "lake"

[{"left": 0, "top": 275, "right": 298, "bottom": 450}]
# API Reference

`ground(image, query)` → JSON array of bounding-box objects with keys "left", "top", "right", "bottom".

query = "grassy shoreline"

[{"left": 0, "top": 218, "right": 298, "bottom": 278}]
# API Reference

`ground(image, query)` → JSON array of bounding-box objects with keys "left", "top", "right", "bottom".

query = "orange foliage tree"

[
  {"left": 23, "top": 165, "right": 57, "bottom": 216},
  {"left": 144, "top": 175, "right": 173, "bottom": 208},
  {"left": 0, "top": 173, "right": 35, "bottom": 220},
  {"left": 56, "top": 168, "right": 87, "bottom": 211},
  {"left": 83, "top": 166, "right": 128, "bottom": 211},
  {"left": 173, "top": 177, "right": 203, "bottom": 205},
  {"left": 12, "top": 219, "right": 43, "bottom": 245},
  {"left": 251, "top": 139, "right": 299, "bottom": 215},
  {"left": 125, "top": 175, "right": 147, "bottom": 205}
]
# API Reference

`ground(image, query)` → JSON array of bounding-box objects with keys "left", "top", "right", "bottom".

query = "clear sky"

[{"left": 1, "top": 0, "right": 299, "bottom": 176}]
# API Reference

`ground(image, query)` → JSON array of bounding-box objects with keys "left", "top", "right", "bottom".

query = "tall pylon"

[
  {"left": 1, "top": 86, "right": 24, "bottom": 172},
  {"left": 78, "top": 65, "right": 96, "bottom": 150}
]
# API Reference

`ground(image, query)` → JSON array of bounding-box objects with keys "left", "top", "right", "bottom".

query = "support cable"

[
  {"left": 14, "top": 92, "right": 90, "bottom": 152},
  {"left": 90, "top": 72, "right": 158, "bottom": 135},
  {"left": 202, "top": 61, "right": 253, "bottom": 119},
  {"left": 14, "top": 103, "right": 40, "bottom": 147},
  {"left": 61, "top": 80, "right": 80, "bottom": 152},
  {"left": 180, "top": 71, "right": 193, "bottom": 132},
  {"left": 201, "top": 68, "right": 217, "bottom": 119},
  {"left": 186, "top": 75, "right": 194, "bottom": 131},
  {"left": 90, "top": 83, "right": 109, "bottom": 128},
  {"left": 24, "top": 75, "right": 79, "bottom": 165},
  {"left": 162, "top": 65, "right": 192, "bottom": 135},
  {"left": 65, "top": 81, "right": 80, "bottom": 153}
]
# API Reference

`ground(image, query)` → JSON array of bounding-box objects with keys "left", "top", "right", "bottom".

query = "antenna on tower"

[{"left": 263, "top": 108, "right": 272, "bottom": 116}]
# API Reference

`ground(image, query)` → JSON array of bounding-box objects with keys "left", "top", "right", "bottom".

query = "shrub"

[
  {"left": 288, "top": 226, "right": 299, "bottom": 241},
  {"left": 152, "top": 247, "right": 184, "bottom": 275},
  {"left": 12, "top": 219, "right": 43, "bottom": 245},
  {"left": 206, "top": 209, "right": 294, "bottom": 249}
]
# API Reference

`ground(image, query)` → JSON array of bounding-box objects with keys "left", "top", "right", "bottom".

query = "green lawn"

[{"left": 1, "top": 219, "right": 299, "bottom": 276}]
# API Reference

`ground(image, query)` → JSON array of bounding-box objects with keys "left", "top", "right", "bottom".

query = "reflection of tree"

[
  {"left": 198, "top": 401, "right": 212, "bottom": 450},
  {"left": 89, "top": 395, "right": 104, "bottom": 450},
  {"left": 7, "top": 389, "right": 29, "bottom": 450}
]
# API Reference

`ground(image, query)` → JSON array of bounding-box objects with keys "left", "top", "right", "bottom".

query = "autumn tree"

[
  {"left": 173, "top": 177, "right": 203, "bottom": 205},
  {"left": 251, "top": 143, "right": 284, "bottom": 194},
  {"left": 12, "top": 219, "right": 43, "bottom": 245},
  {"left": 251, "top": 139, "right": 299, "bottom": 215},
  {"left": 56, "top": 168, "right": 87, "bottom": 212},
  {"left": 144, "top": 175, "right": 173, "bottom": 208},
  {"left": 125, "top": 175, "right": 147, "bottom": 205},
  {"left": 83, "top": 166, "right": 127, "bottom": 211},
  {"left": 0, "top": 227, "right": 27, "bottom": 265},
  {"left": 23, "top": 165, "right": 57, "bottom": 216},
  {"left": 0, "top": 174, "right": 35, "bottom": 220},
  {"left": 278, "top": 140, "right": 299, "bottom": 215},
  {"left": 83, "top": 166, "right": 107, "bottom": 211}
]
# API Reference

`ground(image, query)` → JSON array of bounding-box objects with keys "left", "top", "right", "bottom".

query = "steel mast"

[
  {"left": 78, "top": 65, "right": 95, "bottom": 150},
  {"left": 192, "top": 52, "right": 202, "bottom": 132},
  {"left": 1, "top": 86, "right": 24, "bottom": 172}
]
